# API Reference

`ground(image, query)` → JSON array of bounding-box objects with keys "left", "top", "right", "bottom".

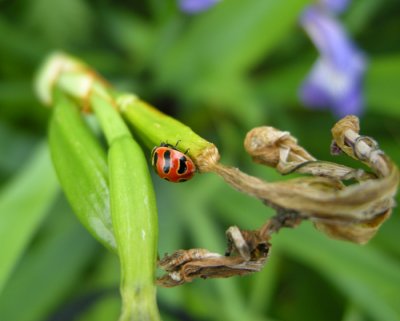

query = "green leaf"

[
  {"left": 105, "top": 10, "right": 155, "bottom": 70},
  {"left": 0, "top": 200, "right": 98, "bottom": 321},
  {"left": 0, "top": 17, "right": 46, "bottom": 66},
  {"left": 254, "top": 58, "right": 310, "bottom": 107},
  {"left": 366, "top": 55, "right": 400, "bottom": 117},
  {"left": 157, "top": 0, "right": 310, "bottom": 88},
  {"left": 73, "top": 247, "right": 121, "bottom": 321},
  {"left": 276, "top": 224, "right": 400, "bottom": 321},
  {"left": 0, "top": 143, "right": 58, "bottom": 293},
  {"left": 0, "top": 121, "right": 38, "bottom": 176},
  {"left": 24, "top": 0, "right": 93, "bottom": 46},
  {"left": 76, "top": 294, "right": 121, "bottom": 321},
  {"left": 48, "top": 95, "right": 116, "bottom": 251}
]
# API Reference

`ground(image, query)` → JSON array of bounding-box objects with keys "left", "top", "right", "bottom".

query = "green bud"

[{"left": 118, "top": 94, "right": 220, "bottom": 172}]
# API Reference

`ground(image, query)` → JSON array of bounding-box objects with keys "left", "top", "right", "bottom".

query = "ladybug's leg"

[
  {"left": 175, "top": 141, "right": 190, "bottom": 154},
  {"left": 161, "top": 141, "right": 175, "bottom": 148},
  {"left": 174, "top": 140, "right": 181, "bottom": 148}
]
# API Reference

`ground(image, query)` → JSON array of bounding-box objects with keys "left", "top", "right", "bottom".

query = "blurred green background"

[{"left": 1, "top": 0, "right": 400, "bottom": 320}]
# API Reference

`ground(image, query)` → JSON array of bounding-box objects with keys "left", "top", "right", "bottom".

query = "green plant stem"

[
  {"left": 35, "top": 52, "right": 218, "bottom": 170},
  {"left": 117, "top": 93, "right": 213, "bottom": 159},
  {"left": 91, "top": 94, "right": 160, "bottom": 321}
]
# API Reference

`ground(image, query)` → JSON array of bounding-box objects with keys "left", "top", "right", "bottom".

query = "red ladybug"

[{"left": 151, "top": 142, "right": 196, "bottom": 183}]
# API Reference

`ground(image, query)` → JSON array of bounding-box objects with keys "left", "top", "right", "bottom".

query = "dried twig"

[
  {"left": 157, "top": 116, "right": 399, "bottom": 287},
  {"left": 211, "top": 116, "right": 399, "bottom": 244},
  {"left": 157, "top": 225, "right": 271, "bottom": 287}
]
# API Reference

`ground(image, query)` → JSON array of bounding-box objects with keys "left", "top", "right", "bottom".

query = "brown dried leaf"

[
  {"left": 209, "top": 116, "right": 399, "bottom": 244},
  {"left": 244, "top": 126, "right": 315, "bottom": 172},
  {"left": 157, "top": 226, "right": 271, "bottom": 287},
  {"left": 314, "top": 209, "right": 392, "bottom": 244}
]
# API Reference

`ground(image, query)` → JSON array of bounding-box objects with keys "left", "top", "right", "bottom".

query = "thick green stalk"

[
  {"left": 117, "top": 94, "right": 217, "bottom": 164},
  {"left": 92, "top": 94, "right": 160, "bottom": 321},
  {"left": 35, "top": 53, "right": 219, "bottom": 172}
]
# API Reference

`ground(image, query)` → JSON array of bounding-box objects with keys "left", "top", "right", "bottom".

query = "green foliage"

[
  {"left": 367, "top": 55, "right": 400, "bottom": 116},
  {"left": 48, "top": 95, "right": 116, "bottom": 251},
  {"left": 0, "top": 144, "right": 58, "bottom": 293},
  {"left": 278, "top": 226, "right": 400, "bottom": 321},
  {"left": 1, "top": 1, "right": 400, "bottom": 321},
  {"left": 0, "top": 199, "right": 98, "bottom": 321},
  {"left": 24, "top": 0, "right": 93, "bottom": 47},
  {"left": 155, "top": 0, "right": 310, "bottom": 90}
]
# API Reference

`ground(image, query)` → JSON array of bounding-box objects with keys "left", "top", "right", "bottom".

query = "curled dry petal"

[
  {"left": 331, "top": 115, "right": 391, "bottom": 177},
  {"left": 244, "top": 126, "right": 372, "bottom": 181},
  {"left": 157, "top": 226, "right": 270, "bottom": 287},
  {"left": 244, "top": 126, "right": 316, "bottom": 171},
  {"left": 212, "top": 116, "right": 399, "bottom": 244}
]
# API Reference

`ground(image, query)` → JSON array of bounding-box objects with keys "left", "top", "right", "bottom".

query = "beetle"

[{"left": 151, "top": 142, "right": 196, "bottom": 183}]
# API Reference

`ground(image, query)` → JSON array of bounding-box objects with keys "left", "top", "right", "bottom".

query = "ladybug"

[{"left": 151, "top": 142, "right": 196, "bottom": 183}]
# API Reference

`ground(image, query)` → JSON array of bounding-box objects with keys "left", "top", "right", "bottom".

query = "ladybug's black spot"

[
  {"left": 177, "top": 156, "right": 187, "bottom": 175},
  {"left": 164, "top": 177, "right": 170, "bottom": 181},
  {"left": 163, "top": 150, "right": 171, "bottom": 174},
  {"left": 178, "top": 178, "right": 187, "bottom": 183}
]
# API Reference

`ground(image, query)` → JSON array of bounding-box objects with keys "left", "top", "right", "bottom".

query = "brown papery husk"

[{"left": 206, "top": 116, "right": 399, "bottom": 244}]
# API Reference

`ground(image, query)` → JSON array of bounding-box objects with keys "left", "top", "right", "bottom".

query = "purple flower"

[
  {"left": 299, "top": 6, "right": 366, "bottom": 117},
  {"left": 320, "top": 0, "right": 350, "bottom": 13},
  {"left": 179, "top": 0, "right": 219, "bottom": 13}
]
